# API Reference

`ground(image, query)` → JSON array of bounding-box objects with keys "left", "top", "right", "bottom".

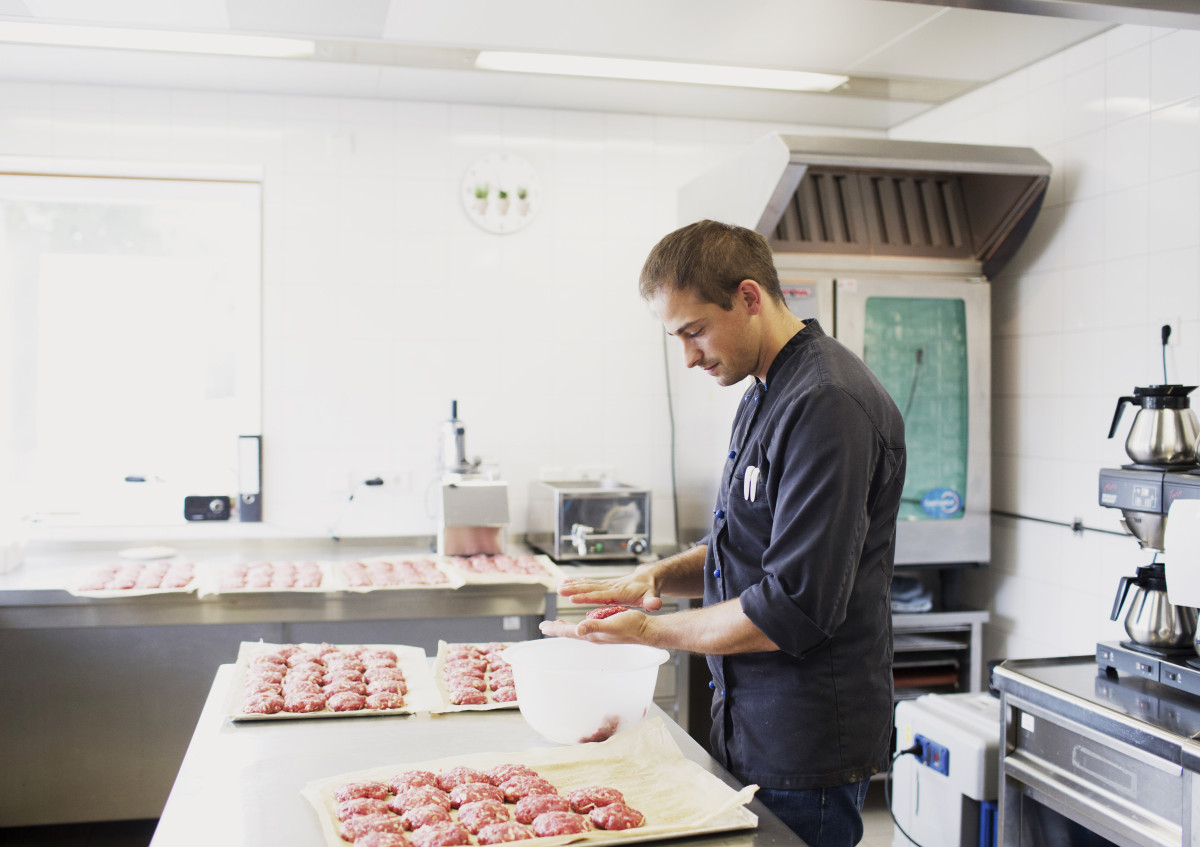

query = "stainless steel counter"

[
  {"left": 151, "top": 665, "right": 805, "bottom": 847},
  {"left": 993, "top": 656, "right": 1200, "bottom": 847},
  {"left": 0, "top": 541, "right": 552, "bottom": 827}
]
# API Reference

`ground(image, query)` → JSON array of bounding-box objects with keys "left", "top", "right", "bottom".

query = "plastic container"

[{"left": 503, "top": 638, "right": 670, "bottom": 745}]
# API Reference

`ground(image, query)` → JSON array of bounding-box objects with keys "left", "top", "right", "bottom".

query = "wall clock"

[{"left": 461, "top": 153, "right": 542, "bottom": 234}]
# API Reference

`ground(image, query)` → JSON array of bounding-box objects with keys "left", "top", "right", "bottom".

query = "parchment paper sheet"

[
  {"left": 67, "top": 562, "right": 199, "bottom": 598},
  {"left": 439, "top": 554, "right": 566, "bottom": 590},
  {"left": 195, "top": 561, "right": 340, "bottom": 597},
  {"left": 428, "top": 640, "right": 520, "bottom": 713},
  {"left": 332, "top": 557, "right": 466, "bottom": 593},
  {"left": 301, "top": 717, "right": 758, "bottom": 847},
  {"left": 228, "top": 641, "right": 440, "bottom": 721}
]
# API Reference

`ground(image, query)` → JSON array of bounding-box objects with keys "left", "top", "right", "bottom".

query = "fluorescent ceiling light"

[
  {"left": 0, "top": 21, "right": 314, "bottom": 58},
  {"left": 475, "top": 51, "right": 848, "bottom": 93}
]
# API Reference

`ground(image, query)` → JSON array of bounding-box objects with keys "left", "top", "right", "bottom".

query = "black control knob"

[{"left": 628, "top": 537, "right": 647, "bottom": 555}]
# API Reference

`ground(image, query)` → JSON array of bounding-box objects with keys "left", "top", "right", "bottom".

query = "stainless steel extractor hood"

[{"left": 679, "top": 133, "right": 1051, "bottom": 279}]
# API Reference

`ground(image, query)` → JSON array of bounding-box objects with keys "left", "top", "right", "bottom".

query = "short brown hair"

[{"left": 638, "top": 219, "right": 783, "bottom": 309}]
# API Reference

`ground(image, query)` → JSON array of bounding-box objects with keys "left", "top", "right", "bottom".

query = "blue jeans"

[{"left": 756, "top": 780, "right": 870, "bottom": 847}]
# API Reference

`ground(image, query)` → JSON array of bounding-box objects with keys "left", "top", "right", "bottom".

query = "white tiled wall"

[
  {"left": 0, "top": 78, "right": 874, "bottom": 542},
  {"left": 892, "top": 24, "right": 1200, "bottom": 672}
]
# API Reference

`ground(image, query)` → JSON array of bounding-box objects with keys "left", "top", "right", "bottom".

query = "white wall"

[
  {"left": 0, "top": 78, "right": 878, "bottom": 543},
  {"left": 891, "top": 24, "right": 1200, "bottom": 670}
]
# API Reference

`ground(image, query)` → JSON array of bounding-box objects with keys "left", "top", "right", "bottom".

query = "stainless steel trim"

[
  {"left": 1004, "top": 754, "right": 1180, "bottom": 847},
  {"left": 995, "top": 664, "right": 1191, "bottom": 764}
]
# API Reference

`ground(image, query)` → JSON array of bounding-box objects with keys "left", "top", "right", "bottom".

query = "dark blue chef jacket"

[{"left": 704, "top": 320, "right": 906, "bottom": 789}]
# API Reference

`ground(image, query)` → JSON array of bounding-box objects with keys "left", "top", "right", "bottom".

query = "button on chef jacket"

[{"left": 703, "top": 320, "right": 906, "bottom": 790}]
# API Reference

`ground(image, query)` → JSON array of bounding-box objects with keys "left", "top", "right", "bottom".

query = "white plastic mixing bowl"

[{"left": 503, "top": 638, "right": 670, "bottom": 745}]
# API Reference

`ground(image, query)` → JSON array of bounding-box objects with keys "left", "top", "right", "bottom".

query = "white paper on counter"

[
  {"left": 1165, "top": 499, "right": 1200, "bottom": 607},
  {"left": 228, "top": 641, "right": 440, "bottom": 721},
  {"left": 428, "top": 640, "right": 521, "bottom": 713},
  {"left": 301, "top": 717, "right": 757, "bottom": 847}
]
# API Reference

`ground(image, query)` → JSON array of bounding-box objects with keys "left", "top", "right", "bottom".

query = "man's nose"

[{"left": 682, "top": 339, "right": 702, "bottom": 369}]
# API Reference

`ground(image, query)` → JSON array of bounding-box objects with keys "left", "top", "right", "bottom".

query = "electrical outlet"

[
  {"left": 914, "top": 733, "right": 950, "bottom": 776},
  {"left": 574, "top": 465, "right": 612, "bottom": 481}
]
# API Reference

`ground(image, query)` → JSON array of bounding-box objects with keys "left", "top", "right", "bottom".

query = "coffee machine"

[{"left": 1097, "top": 383, "right": 1200, "bottom": 692}]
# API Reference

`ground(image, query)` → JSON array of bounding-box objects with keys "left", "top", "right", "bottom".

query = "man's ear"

[{"left": 737, "top": 279, "right": 764, "bottom": 315}]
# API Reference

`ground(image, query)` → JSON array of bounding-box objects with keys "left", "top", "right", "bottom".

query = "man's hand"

[
  {"left": 556, "top": 568, "right": 663, "bottom": 612},
  {"left": 539, "top": 608, "right": 651, "bottom": 644}
]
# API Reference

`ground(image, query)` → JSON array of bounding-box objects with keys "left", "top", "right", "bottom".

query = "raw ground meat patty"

[
  {"left": 401, "top": 803, "right": 452, "bottom": 830},
  {"left": 498, "top": 776, "right": 557, "bottom": 803},
  {"left": 336, "top": 797, "right": 392, "bottom": 821},
  {"left": 242, "top": 693, "right": 284, "bottom": 714},
  {"left": 514, "top": 794, "right": 572, "bottom": 824},
  {"left": 566, "top": 786, "right": 624, "bottom": 814},
  {"left": 283, "top": 693, "right": 327, "bottom": 713},
  {"left": 531, "top": 811, "right": 591, "bottom": 837},
  {"left": 391, "top": 786, "right": 452, "bottom": 814},
  {"left": 485, "top": 764, "right": 537, "bottom": 786},
  {"left": 335, "top": 781, "right": 391, "bottom": 802},
  {"left": 589, "top": 803, "right": 646, "bottom": 831},
  {"left": 449, "top": 783, "right": 505, "bottom": 808},
  {"left": 356, "top": 833, "right": 412, "bottom": 847},
  {"left": 388, "top": 771, "right": 438, "bottom": 793},
  {"left": 340, "top": 812, "right": 409, "bottom": 841},
  {"left": 586, "top": 605, "right": 629, "bottom": 619},
  {"left": 436, "top": 766, "right": 488, "bottom": 792},
  {"left": 365, "top": 692, "right": 406, "bottom": 710},
  {"left": 326, "top": 691, "right": 366, "bottom": 711},
  {"left": 457, "top": 799, "right": 510, "bottom": 834},
  {"left": 476, "top": 822, "right": 535, "bottom": 844},
  {"left": 411, "top": 821, "right": 471, "bottom": 847}
]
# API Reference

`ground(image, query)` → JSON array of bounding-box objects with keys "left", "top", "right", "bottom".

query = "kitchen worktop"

[{"left": 151, "top": 664, "right": 804, "bottom": 847}]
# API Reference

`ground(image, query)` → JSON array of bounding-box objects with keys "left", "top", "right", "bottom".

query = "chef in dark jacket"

[{"left": 541, "top": 220, "right": 906, "bottom": 847}]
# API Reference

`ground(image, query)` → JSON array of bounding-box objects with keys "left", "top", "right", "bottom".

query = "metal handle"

[
  {"left": 1110, "top": 575, "right": 1133, "bottom": 621},
  {"left": 570, "top": 523, "right": 594, "bottom": 556},
  {"left": 1108, "top": 396, "right": 1138, "bottom": 438}
]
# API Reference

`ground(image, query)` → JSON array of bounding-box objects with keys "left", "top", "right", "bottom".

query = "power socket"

[{"left": 914, "top": 733, "right": 950, "bottom": 776}]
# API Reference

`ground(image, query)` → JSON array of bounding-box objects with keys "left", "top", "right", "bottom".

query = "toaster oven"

[{"left": 526, "top": 480, "right": 651, "bottom": 561}]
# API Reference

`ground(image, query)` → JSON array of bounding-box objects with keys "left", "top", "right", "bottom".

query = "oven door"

[{"left": 834, "top": 275, "right": 990, "bottom": 566}]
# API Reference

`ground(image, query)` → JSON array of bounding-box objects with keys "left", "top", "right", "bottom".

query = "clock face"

[{"left": 461, "top": 153, "right": 542, "bottom": 234}]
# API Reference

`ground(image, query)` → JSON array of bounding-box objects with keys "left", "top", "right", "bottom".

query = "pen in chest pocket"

[{"left": 743, "top": 466, "right": 761, "bottom": 502}]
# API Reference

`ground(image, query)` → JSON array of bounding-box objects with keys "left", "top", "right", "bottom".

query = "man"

[{"left": 540, "top": 220, "right": 906, "bottom": 847}]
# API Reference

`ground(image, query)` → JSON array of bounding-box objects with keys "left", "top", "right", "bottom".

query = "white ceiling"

[{"left": 0, "top": 0, "right": 1133, "bottom": 129}]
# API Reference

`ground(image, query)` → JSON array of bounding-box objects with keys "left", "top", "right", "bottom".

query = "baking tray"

[
  {"left": 228, "top": 641, "right": 439, "bottom": 721},
  {"left": 439, "top": 554, "right": 566, "bottom": 589},
  {"left": 333, "top": 556, "right": 466, "bottom": 592},
  {"left": 429, "top": 640, "right": 521, "bottom": 713},
  {"left": 197, "top": 561, "right": 338, "bottom": 597},
  {"left": 68, "top": 560, "right": 199, "bottom": 598},
  {"left": 301, "top": 717, "right": 757, "bottom": 847}
]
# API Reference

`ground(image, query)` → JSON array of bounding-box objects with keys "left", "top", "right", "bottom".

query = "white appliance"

[
  {"left": 673, "top": 132, "right": 1051, "bottom": 567},
  {"left": 891, "top": 692, "right": 1002, "bottom": 847}
]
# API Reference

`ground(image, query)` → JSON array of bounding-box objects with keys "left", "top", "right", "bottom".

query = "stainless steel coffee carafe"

[
  {"left": 1110, "top": 564, "right": 1197, "bottom": 648},
  {"left": 1108, "top": 384, "right": 1200, "bottom": 465}
]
